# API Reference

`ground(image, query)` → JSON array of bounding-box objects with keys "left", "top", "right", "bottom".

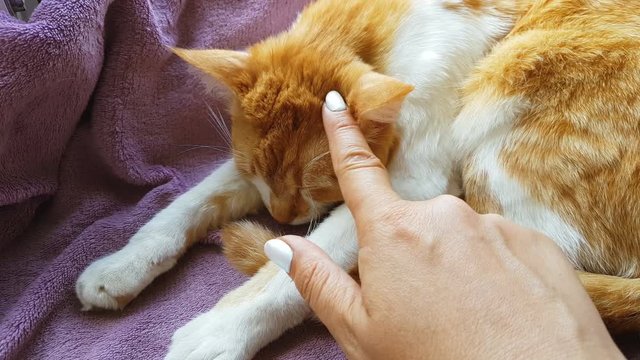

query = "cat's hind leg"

[{"left": 76, "top": 159, "right": 261, "bottom": 310}]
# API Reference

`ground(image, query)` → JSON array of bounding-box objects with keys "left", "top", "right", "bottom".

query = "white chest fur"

[
  {"left": 387, "top": 1, "right": 587, "bottom": 266},
  {"left": 385, "top": 0, "right": 511, "bottom": 200}
]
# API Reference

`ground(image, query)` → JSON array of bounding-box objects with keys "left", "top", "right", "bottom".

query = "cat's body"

[{"left": 76, "top": 0, "right": 640, "bottom": 358}]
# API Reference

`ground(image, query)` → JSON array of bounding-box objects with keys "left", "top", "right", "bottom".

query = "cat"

[{"left": 75, "top": 0, "right": 640, "bottom": 358}]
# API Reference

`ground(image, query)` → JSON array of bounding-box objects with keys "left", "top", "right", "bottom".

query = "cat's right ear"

[
  {"left": 348, "top": 72, "right": 414, "bottom": 124},
  {"left": 171, "top": 48, "right": 250, "bottom": 93}
]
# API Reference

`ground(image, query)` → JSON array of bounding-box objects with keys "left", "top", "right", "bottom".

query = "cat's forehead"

[
  {"left": 240, "top": 74, "right": 324, "bottom": 121},
  {"left": 246, "top": 53, "right": 340, "bottom": 99}
]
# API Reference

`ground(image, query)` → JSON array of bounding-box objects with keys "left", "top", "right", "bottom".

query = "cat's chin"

[
  {"left": 288, "top": 215, "right": 312, "bottom": 226},
  {"left": 282, "top": 208, "right": 332, "bottom": 225},
  {"left": 290, "top": 202, "right": 339, "bottom": 225}
]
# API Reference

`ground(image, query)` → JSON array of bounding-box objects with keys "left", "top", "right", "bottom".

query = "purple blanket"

[
  {"left": 0, "top": 1, "right": 638, "bottom": 359},
  {"left": 0, "top": 0, "right": 343, "bottom": 359}
]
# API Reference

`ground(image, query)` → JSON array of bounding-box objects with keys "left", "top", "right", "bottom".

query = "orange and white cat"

[{"left": 76, "top": 0, "right": 640, "bottom": 358}]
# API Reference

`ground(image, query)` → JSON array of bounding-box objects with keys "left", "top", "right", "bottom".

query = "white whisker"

[
  {"left": 231, "top": 149, "right": 252, "bottom": 163},
  {"left": 216, "top": 107, "right": 232, "bottom": 140},
  {"left": 204, "top": 102, "right": 232, "bottom": 148},
  {"left": 302, "top": 188, "right": 321, "bottom": 237},
  {"left": 177, "top": 144, "right": 231, "bottom": 156},
  {"left": 304, "top": 151, "right": 331, "bottom": 172}
]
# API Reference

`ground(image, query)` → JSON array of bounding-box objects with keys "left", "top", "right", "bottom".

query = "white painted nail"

[
  {"left": 325, "top": 91, "right": 347, "bottom": 112},
  {"left": 264, "top": 239, "right": 293, "bottom": 273}
]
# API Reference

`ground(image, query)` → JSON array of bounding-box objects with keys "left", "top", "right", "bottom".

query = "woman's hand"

[{"left": 264, "top": 91, "right": 622, "bottom": 360}]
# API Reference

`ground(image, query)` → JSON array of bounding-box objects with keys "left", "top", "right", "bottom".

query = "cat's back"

[{"left": 458, "top": 0, "right": 640, "bottom": 276}]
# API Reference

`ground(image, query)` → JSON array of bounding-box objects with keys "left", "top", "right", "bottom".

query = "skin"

[{"left": 270, "top": 91, "right": 624, "bottom": 359}]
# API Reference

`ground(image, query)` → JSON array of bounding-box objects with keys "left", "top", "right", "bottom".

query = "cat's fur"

[{"left": 76, "top": 0, "right": 640, "bottom": 358}]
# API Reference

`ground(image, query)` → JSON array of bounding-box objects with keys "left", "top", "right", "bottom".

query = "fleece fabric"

[{"left": 0, "top": 1, "right": 638, "bottom": 359}]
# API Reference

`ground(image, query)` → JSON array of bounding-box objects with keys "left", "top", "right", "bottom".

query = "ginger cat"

[{"left": 76, "top": 0, "right": 640, "bottom": 358}]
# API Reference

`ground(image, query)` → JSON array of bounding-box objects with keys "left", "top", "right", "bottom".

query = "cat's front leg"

[
  {"left": 165, "top": 205, "right": 357, "bottom": 360},
  {"left": 76, "top": 159, "right": 261, "bottom": 311}
]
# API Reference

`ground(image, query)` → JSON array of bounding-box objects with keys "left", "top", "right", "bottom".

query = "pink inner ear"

[
  {"left": 350, "top": 72, "right": 414, "bottom": 124},
  {"left": 360, "top": 98, "right": 407, "bottom": 124}
]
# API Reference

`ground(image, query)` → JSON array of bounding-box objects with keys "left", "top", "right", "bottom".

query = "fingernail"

[
  {"left": 264, "top": 239, "right": 293, "bottom": 273},
  {"left": 325, "top": 91, "right": 347, "bottom": 112}
]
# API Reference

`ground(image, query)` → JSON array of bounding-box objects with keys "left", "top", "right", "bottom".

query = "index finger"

[{"left": 323, "top": 91, "right": 399, "bottom": 219}]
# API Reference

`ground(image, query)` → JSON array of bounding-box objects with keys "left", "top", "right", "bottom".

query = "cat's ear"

[
  {"left": 171, "top": 48, "right": 250, "bottom": 92},
  {"left": 348, "top": 72, "right": 414, "bottom": 124}
]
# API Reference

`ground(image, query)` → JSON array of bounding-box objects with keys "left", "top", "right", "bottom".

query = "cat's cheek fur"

[{"left": 250, "top": 177, "right": 271, "bottom": 209}]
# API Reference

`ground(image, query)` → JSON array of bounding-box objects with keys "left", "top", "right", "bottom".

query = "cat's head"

[{"left": 173, "top": 43, "right": 412, "bottom": 225}]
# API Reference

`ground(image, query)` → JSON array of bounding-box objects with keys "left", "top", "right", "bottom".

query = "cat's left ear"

[
  {"left": 171, "top": 47, "right": 250, "bottom": 92},
  {"left": 348, "top": 72, "right": 414, "bottom": 124}
]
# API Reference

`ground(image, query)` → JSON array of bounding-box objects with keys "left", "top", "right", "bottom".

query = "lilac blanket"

[
  {"left": 0, "top": 1, "right": 638, "bottom": 359},
  {"left": 0, "top": 0, "right": 343, "bottom": 359}
]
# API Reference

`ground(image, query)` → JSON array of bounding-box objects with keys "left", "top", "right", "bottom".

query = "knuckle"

[
  {"left": 481, "top": 213, "right": 506, "bottom": 225},
  {"left": 392, "top": 221, "right": 422, "bottom": 244},
  {"left": 431, "top": 194, "right": 469, "bottom": 212},
  {"left": 332, "top": 117, "right": 359, "bottom": 132},
  {"left": 337, "top": 146, "right": 385, "bottom": 173},
  {"left": 430, "top": 195, "right": 478, "bottom": 221},
  {"left": 428, "top": 196, "right": 483, "bottom": 235},
  {"left": 480, "top": 214, "right": 509, "bottom": 237},
  {"left": 330, "top": 122, "right": 388, "bottom": 178}
]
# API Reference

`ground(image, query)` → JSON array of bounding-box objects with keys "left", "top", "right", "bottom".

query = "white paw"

[
  {"left": 75, "top": 239, "right": 175, "bottom": 310},
  {"left": 165, "top": 307, "right": 264, "bottom": 360}
]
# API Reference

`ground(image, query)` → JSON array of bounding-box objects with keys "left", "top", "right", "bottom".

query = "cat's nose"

[
  {"left": 269, "top": 199, "right": 296, "bottom": 224},
  {"left": 270, "top": 208, "right": 295, "bottom": 224},
  {"left": 270, "top": 195, "right": 309, "bottom": 224}
]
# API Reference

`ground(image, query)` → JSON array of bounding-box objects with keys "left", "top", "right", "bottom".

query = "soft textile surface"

[
  {"left": 0, "top": 1, "right": 639, "bottom": 359},
  {"left": 0, "top": 0, "right": 344, "bottom": 359}
]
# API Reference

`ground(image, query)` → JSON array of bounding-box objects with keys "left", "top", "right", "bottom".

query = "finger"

[
  {"left": 323, "top": 91, "right": 399, "bottom": 219},
  {"left": 263, "top": 236, "right": 365, "bottom": 346}
]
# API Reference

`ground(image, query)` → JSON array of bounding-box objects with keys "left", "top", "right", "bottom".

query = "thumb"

[{"left": 263, "top": 236, "right": 364, "bottom": 341}]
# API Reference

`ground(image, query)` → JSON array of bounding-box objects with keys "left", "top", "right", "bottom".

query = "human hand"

[{"left": 263, "top": 91, "right": 623, "bottom": 359}]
